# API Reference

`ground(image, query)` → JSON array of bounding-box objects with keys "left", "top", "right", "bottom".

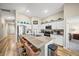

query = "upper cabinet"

[
  {"left": 41, "top": 19, "right": 64, "bottom": 30},
  {"left": 51, "top": 21, "right": 57, "bottom": 29},
  {"left": 41, "top": 11, "right": 64, "bottom": 29},
  {"left": 56, "top": 20, "right": 64, "bottom": 29},
  {"left": 41, "top": 24, "right": 45, "bottom": 29}
]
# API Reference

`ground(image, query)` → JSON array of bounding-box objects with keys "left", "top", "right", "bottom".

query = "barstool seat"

[
  {"left": 48, "top": 44, "right": 58, "bottom": 51},
  {"left": 48, "top": 44, "right": 58, "bottom": 56}
]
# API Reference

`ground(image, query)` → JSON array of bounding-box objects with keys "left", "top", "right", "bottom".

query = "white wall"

[
  {"left": 0, "top": 10, "right": 7, "bottom": 39},
  {"left": 8, "top": 24, "right": 16, "bottom": 35},
  {"left": 0, "top": 16, "right": 4, "bottom": 39},
  {"left": 0, "top": 18, "right": 8, "bottom": 40},
  {"left": 64, "top": 3, "right": 79, "bottom": 18}
]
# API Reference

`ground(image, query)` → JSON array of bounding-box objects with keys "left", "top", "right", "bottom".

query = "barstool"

[{"left": 48, "top": 44, "right": 58, "bottom": 56}]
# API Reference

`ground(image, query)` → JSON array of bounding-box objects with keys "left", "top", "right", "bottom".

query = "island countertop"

[{"left": 20, "top": 35, "right": 52, "bottom": 48}]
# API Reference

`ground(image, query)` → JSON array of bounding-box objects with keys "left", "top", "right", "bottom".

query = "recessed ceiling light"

[
  {"left": 26, "top": 10, "right": 30, "bottom": 13},
  {"left": 6, "top": 16, "right": 15, "bottom": 20},
  {"left": 44, "top": 10, "right": 48, "bottom": 13}
]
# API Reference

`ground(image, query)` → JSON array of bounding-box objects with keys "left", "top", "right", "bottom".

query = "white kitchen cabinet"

[
  {"left": 46, "top": 22, "right": 51, "bottom": 26},
  {"left": 56, "top": 21, "right": 64, "bottom": 29},
  {"left": 51, "top": 35, "right": 64, "bottom": 46},
  {"left": 41, "top": 20, "right": 64, "bottom": 30},
  {"left": 50, "top": 35, "right": 56, "bottom": 43},
  {"left": 32, "top": 25, "right": 38, "bottom": 29},
  {"left": 51, "top": 22, "right": 57, "bottom": 29},
  {"left": 41, "top": 24, "right": 45, "bottom": 29},
  {"left": 26, "top": 24, "right": 32, "bottom": 29},
  {"left": 32, "top": 25, "right": 39, "bottom": 34},
  {"left": 56, "top": 35, "right": 64, "bottom": 46}
]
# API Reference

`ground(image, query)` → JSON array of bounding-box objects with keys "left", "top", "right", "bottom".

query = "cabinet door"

[
  {"left": 56, "top": 35, "right": 64, "bottom": 46},
  {"left": 26, "top": 24, "right": 31, "bottom": 29},
  {"left": 51, "top": 35, "right": 57, "bottom": 44},
  {"left": 56, "top": 21, "right": 64, "bottom": 29},
  {"left": 51, "top": 22, "right": 57, "bottom": 29},
  {"left": 51, "top": 35, "right": 64, "bottom": 46},
  {"left": 32, "top": 25, "right": 41, "bottom": 35},
  {"left": 41, "top": 24, "right": 45, "bottom": 29}
]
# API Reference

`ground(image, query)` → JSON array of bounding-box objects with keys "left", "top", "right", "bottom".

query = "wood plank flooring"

[
  {"left": 57, "top": 46, "right": 79, "bottom": 56},
  {"left": 0, "top": 35, "right": 17, "bottom": 56},
  {"left": 0, "top": 35, "right": 79, "bottom": 56}
]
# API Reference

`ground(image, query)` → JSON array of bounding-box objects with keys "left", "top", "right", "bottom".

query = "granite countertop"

[{"left": 21, "top": 35, "right": 52, "bottom": 48}]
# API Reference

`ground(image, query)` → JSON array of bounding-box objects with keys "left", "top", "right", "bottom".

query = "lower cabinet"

[{"left": 51, "top": 35, "right": 64, "bottom": 46}]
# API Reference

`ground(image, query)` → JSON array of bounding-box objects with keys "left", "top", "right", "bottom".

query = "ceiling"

[{"left": 0, "top": 3, "right": 64, "bottom": 18}]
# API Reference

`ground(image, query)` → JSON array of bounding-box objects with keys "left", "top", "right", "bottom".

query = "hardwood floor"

[
  {"left": 0, "top": 35, "right": 17, "bottom": 56},
  {"left": 0, "top": 37, "right": 9, "bottom": 55},
  {"left": 0, "top": 35, "right": 79, "bottom": 56},
  {"left": 57, "top": 46, "right": 79, "bottom": 56}
]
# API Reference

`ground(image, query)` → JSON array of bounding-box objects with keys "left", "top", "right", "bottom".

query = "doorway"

[{"left": 67, "top": 16, "right": 79, "bottom": 51}]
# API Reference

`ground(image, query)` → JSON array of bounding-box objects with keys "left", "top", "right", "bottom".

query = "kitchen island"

[{"left": 19, "top": 35, "right": 54, "bottom": 56}]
